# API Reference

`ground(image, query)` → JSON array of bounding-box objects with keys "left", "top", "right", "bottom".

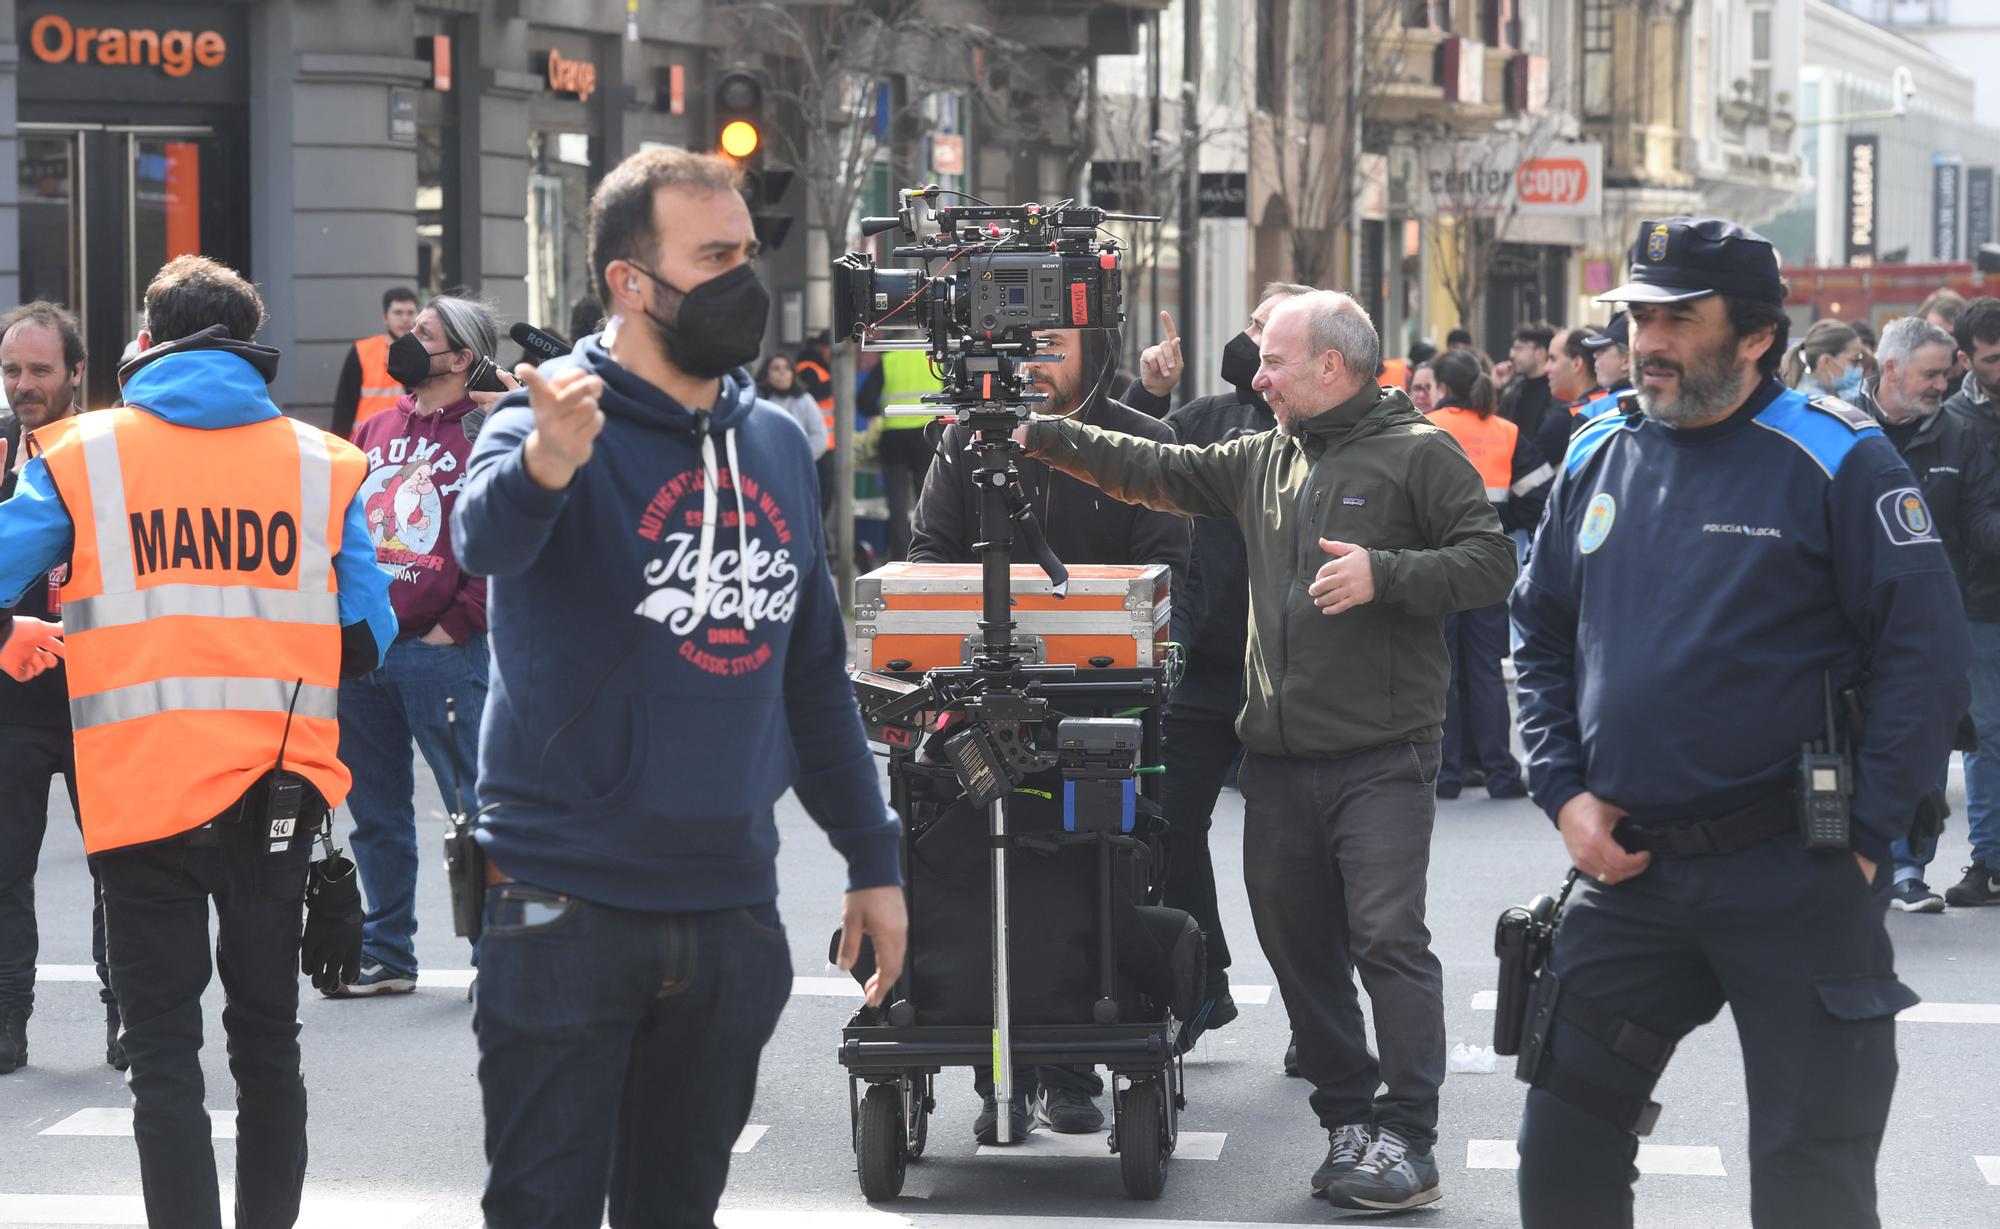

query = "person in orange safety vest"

[
  {"left": 331, "top": 286, "right": 420, "bottom": 439},
  {"left": 0, "top": 256, "right": 394, "bottom": 1229},
  {"left": 1424, "top": 348, "right": 1552, "bottom": 802}
]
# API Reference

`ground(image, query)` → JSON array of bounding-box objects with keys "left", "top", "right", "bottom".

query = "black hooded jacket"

[{"left": 1121, "top": 378, "right": 1271, "bottom": 718}]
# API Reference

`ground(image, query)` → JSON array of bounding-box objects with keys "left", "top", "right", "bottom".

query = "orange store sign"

[
  {"left": 546, "top": 48, "right": 596, "bottom": 103},
  {"left": 29, "top": 14, "right": 227, "bottom": 78}
]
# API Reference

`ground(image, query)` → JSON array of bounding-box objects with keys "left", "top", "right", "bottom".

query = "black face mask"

[
  {"left": 386, "top": 331, "right": 449, "bottom": 390},
  {"left": 1220, "top": 330, "right": 1262, "bottom": 392},
  {"left": 631, "top": 263, "right": 771, "bottom": 380}
]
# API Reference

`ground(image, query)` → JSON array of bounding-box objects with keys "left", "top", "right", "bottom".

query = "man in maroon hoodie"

[{"left": 327, "top": 295, "right": 509, "bottom": 996}]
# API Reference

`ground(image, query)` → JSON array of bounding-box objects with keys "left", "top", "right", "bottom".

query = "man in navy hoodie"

[{"left": 454, "top": 146, "right": 907, "bottom": 1229}]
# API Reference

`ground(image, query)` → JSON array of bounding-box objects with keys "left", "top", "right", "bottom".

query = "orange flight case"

[{"left": 852, "top": 562, "right": 1171, "bottom": 672}]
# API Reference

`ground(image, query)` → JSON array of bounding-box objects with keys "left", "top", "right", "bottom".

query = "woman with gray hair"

[{"left": 327, "top": 293, "right": 508, "bottom": 996}]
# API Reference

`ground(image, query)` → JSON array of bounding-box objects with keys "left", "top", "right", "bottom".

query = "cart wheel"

[
  {"left": 856, "top": 1083, "right": 907, "bottom": 1200},
  {"left": 1118, "top": 1080, "right": 1168, "bottom": 1199},
  {"left": 905, "top": 1081, "right": 931, "bottom": 1159}
]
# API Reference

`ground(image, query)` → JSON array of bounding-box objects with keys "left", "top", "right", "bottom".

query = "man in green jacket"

[{"left": 1018, "top": 290, "right": 1515, "bottom": 1212}]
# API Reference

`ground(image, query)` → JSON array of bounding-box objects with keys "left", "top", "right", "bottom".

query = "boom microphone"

[{"left": 510, "top": 321, "right": 572, "bottom": 365}]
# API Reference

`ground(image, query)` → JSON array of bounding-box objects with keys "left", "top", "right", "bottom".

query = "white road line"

[
  {"left": 0, "top": 1194, "right": 428, "bottom": 1227},
  {"left": 1976, "top": 1155, "right": 2000, "bottom": 1185},
  {"left": 733, "top": 1125, "right": 769, "bottom": 1154},
  {"left": 1467, "top": 1138, "right": 1726, "bottom": 1176},
  {"left": 34, "top": 964, "right": 481, "bottom": 990},
  {"left": 1467, "top": 990, "right": 2000, "bottom": 1026},
  {"left": 41, "top": 1107, "right": 238, "bottom": 1140},
  {"left": 1231, "top": 984, "right": 1272, "bottom": 1006},
  {"left": 793, "top": 976, "right": 863, "bottom": 997},
  {"left": 974, "top": 1130, "right": 1225, "bottom": 1161},
  {"left": 1897, "top": 1002, "right": 2000, "bottom": 1024}
]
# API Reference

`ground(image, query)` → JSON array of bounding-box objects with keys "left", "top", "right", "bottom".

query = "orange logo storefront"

[{"left": 29, "top": 13, "right": 226, "bottom": 78}]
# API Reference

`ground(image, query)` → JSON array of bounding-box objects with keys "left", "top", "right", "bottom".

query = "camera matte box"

[{"left": 852, "top": 562, "right": 1170, "bottom": 672}]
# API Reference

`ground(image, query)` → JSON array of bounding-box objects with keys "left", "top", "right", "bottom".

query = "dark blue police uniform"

[{"left": 1509, "top": 218, "right": 1972, "bottom": 1229}]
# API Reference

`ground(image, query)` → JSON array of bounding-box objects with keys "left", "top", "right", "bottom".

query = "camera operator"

[
  {"left": 452, "top": 147, "right": 907, "bottom": 1229},
  {"left": 1118, "top": 283, "right": 1313, "bottom": 1063},
  {"left": 1017, "top": 290, "right": 1516, "bottom": 1212},
  {"left": 907, "top": 323, "right": 1188, "bottom": 1144},
  {"left": 0, "top": 256, "right": 395, "bottom": 1229}
]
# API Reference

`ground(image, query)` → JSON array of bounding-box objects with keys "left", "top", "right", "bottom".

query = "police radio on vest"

[{"left": 129, "top": 507, "right": 301, "bottom": 578}]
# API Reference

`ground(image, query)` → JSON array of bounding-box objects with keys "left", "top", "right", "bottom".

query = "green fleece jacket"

[{"left": 1025, "top": 383, "right": 1516, "bottom": 758}]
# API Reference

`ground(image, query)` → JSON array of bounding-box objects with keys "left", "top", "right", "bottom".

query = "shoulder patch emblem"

[
  {"left": 1805, "top": 395, "right": 1876, "bottom": 433},
  {"left": 1579, "top": 493, "right": 1617, "bottom": 554},
  {"left": 1408, "top": 422, "right": 1441, "bottom": 436},
  {"left": 1877, "top": 486, "right": 1939, "bottom": 546}
]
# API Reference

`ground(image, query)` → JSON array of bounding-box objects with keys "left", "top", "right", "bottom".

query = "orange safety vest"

[
  {"left": 351, "top": 334, "right": 402, "bottom": 436},
  {"left": 1380, "top": 357, "right": 1410, "bottom": 391},
  {"left": 795, "top": 357, "right": 837, "bottom": 438},
  {"left": 1425, "top": 406, "right": 1517, "bottom": 503},
  {"left": 39, "top": 407, "right": 366, "bottom": 854}
]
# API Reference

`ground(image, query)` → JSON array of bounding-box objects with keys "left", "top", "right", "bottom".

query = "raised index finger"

[{"left": 1159, "top": 311, "right": 1179, "bottom": 343}]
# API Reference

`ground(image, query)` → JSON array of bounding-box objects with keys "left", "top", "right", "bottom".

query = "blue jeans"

[
  {"left": 1960, "top": 620, "right": 2000, "bottom": 867},
  {"left": 473, "top": 884, "right": 793, "bottom": 1229},
  {"left": 336, "top": 634, "right": 488, "bottom": 975}
]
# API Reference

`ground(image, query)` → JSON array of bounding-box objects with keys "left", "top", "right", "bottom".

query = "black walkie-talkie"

[
  {"left": 1797, "top": 673, "right": 1852, "bottom": 850},
  {"left": 440, "top": 697, "right": 489, "bottom": 938},
  {"left": 265, "top": 679, "right": 307, "bottom": 853}
]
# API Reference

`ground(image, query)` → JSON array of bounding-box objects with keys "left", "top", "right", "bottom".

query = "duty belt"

[{"left": 1612, "top": 789, "right": 1795, "bottom": 859}]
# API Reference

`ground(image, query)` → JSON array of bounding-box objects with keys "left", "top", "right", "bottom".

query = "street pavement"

[{"left": 4, "top": 754, "right": 1998, "bottom": 1229}]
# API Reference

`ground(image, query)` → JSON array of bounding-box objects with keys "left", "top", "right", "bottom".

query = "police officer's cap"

[
  {"left": 1597, "top": 217, "right": 1787, "bottom": 307},
  {"left": 1582, "top": 312, "right": 1628, "bottom": 351}
]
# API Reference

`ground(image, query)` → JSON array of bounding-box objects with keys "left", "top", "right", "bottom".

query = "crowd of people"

[{"left": 0, "top": 169, "right": 1994, "bottom": 1229}]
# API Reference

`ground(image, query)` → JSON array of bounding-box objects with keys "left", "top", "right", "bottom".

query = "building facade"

[{"left": 0, "top": 0, "right": 1134, "bottom": 425}]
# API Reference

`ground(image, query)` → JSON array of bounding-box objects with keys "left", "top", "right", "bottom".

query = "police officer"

[
  {"left": 0, "top": 255, "right": 395, "bottom": 1229},
  {"left": 1511, "top": 218, "right": 1971, "bottom": 1229}
]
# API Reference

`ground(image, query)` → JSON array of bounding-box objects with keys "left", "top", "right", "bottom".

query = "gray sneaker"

[
  {"left": 322, "top": 961, "right": 416, "bottom": 998},
  {"left": 1323, "top": 1128, "right": 1441, "bottom": 1211},
  {"left": 1310, "top": 1123, "right": 1372, "bottom": 1196}
]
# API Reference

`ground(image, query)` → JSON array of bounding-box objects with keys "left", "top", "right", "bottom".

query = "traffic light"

[
  {"left": 713, "top": 69, "right": 765, "bottom": 164},
  {"left": 712, "top": 66, "right": 794, "bottom": 250}
]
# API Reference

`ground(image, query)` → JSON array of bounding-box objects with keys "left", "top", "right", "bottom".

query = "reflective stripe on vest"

[
  {"left": 40, "top": 405, "right": 361, "bottom": 853},
  {"left": 72, "top": 677, "right": 340, "bottom": 732},
  {"left": 879, "top": 350, "right": 942, "bottom": 430},
  {"left": 352, "top": 334, "right": 401, "bottom": 433},
  {"left": 1425, "top": 406, "right": 1518, "bottom": 502}
]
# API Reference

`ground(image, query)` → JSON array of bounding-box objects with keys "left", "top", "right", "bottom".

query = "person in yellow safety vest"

[
  {"left": 0, "top": 255, "right": 395, "bottom": 1229},
  {"left": 332, "top": 286, "right": 420, "bottom": 440},
  {"left": 877, "top": 347, "right": 943, "bottom": 560}
]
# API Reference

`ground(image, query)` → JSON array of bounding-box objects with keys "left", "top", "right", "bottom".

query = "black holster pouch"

[
  {"left": 1516, "top": 969, "right": 1674, "bottom": 1137},
  {"left": 1493, "top": 893, "right": 1556, "bottom": 1055},
  {"left": 443, "top": 813, "right": 487, "bottom": 941}
]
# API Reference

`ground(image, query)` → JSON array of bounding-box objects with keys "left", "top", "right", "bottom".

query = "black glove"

[
  {"left": 1910, "top": 789, "right": 1951, "bottom": 850},
  {"left": 301, "top": 851, "right": 364, "bottom": 994}
]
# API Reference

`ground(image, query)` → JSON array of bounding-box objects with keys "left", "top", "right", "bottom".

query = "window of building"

[
  {"left": 1290, "top": 0, "right": 1328, "bottom": 120},
  {"left": 1582, "top": 0, "right": 1613, "bottom": 118},
  {"left": 1406, "top": 1, "right": 1450, "bottom": 29},
  {"left": 1255, "top": 0, "right": 1280, "bottom": 113},
  {"left": 1481, "top": 1, "right": 1520, "bottom": 51},
  {"left": 1748, "top": 5, "right": 1774, "bottom": 107},
  {"left": 414, "top": 13, "right": 460, "bottom": 298}
]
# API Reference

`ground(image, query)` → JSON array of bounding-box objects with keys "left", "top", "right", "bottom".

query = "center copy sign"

[{"left": 1416, "top": 140, "right": 1603, "bottom": 219}]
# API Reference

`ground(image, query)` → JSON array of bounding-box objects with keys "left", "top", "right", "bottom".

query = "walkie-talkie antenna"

[
  {"left": 276, "top": 678, "right": 303, "bottom": 775},
  {"left": 1823, "top": 674, "right": 1841, "bottom": 755},
  {"left": 446, "top": 697, "right": 465, "bottom": 819}
]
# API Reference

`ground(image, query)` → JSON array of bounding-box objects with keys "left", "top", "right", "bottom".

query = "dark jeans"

[
  {"left": 474, "top": 883, "right": 793, "bottom": 1229},
  {"left": 878, "top": 426, "right": 932, "bottom": 561},
  {"left": 1160, "top": 707, "right": 1239, "bottom": 981},
  {"left": 1240, "top": 741, "right": 1446, "bottom": 1149},
  {"left": 1440, "top": 603, "right": 1522, "bottom": 791},
  {"left": 0, "top": 722, "right": 111, "bottom": 1013},
  {"left": 336, "top": 634, "right": 487, "bottom": 976},
  {"left": 1517, "top": 837, "right": 1907, "bottom": 1229},
  {"left": 94, "top": 798, "right": 317, "bottom": 1229}
]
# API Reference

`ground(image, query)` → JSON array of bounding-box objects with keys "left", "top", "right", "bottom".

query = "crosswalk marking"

[
  {"left": 42, "top": 1107, "right": 238, "bottom": 1140},
  {"left": 0, "top": 1194, "right": 428, "bottom": 1227},
  {"left": 793, "top": 976, "right": 863, "bottom": 997},
  {"left": 733, "top": 1125, "right": 769, "bottom": 1153},
  {"left": 1466, "top": 1138, "right": 1726, "bottom": 1176},
  {"left": 1977, "top": 1155, "right": 2000, "bottom": 1185},
  {"left": 1467, "top": 989, "right": 2000, "bottom": 1026},
  {"left": 974, "top": 1129, "right": 1226, "bottom": 1161},
  {"left": 1230, "top": 984, "right": 1272, "bottom": 1005}
]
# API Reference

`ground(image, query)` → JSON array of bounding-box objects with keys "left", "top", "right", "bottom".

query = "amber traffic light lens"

[{"left": 720, "top": 120, "right": 761, "bottom": 159}]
